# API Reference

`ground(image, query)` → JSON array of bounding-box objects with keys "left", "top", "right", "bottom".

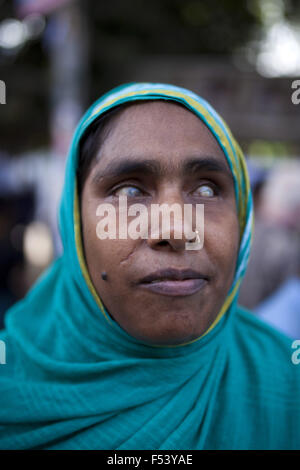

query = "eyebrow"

[
  {"left": 92, "top": 155, "right": 233, "bottom": 184},
  {"left": 92, "top": 159, "right": 161, "bottom": 184},
  {"left": 183, "top": 157, "right": 232, "bottom": 179}
]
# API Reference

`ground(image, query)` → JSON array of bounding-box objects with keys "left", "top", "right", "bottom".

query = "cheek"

[
  {"left": 204, "top": 208, "right": 239, "bottom": 284},
  {"left": 81, "top": 199, "right": 138, "bottom": 282}
]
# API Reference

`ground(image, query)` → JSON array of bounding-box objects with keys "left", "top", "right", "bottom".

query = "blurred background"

[{"left": 0, "top": 0, "right": 300, "bottom": 335}]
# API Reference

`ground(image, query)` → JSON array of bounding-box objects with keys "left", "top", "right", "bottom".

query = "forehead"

[{"left": 95, "top": 100, "right": 230, "bottom": 173}]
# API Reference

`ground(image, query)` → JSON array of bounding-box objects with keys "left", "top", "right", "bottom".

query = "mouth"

[{"left": 138, "top": 268, "right": 209, "bottom": 297}]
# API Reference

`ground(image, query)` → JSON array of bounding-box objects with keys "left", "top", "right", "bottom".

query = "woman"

[{"left": 0, "top": 83, "right": 299, "bottom": 450}]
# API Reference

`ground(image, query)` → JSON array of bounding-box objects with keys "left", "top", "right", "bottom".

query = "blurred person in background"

[
  {"left": 248, "top": 161, "right": 300, "bottom": 338},
  {"left": 239, "top": 160, "right": 300, "bottom": 319},
  {"left": 0, "top": 174, "right": 35, "bottom": 328},
  {"left": 0, "top": 153, "right": 56, "bottom": 329},
  {"left": 0, "top": 83, "right": 300, "bottom": 450},
  {"left": 0, "top": 196, "right": 23, "bottom": 328}
]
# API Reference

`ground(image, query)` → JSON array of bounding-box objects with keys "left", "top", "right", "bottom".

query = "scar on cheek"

[{"left": 120, "top": 247, "right": 136, "bottom": 265}]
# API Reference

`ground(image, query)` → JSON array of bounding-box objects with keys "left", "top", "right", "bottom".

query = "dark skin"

[{"left": 81, "top": 101, "right": 239, "bottom": 346}]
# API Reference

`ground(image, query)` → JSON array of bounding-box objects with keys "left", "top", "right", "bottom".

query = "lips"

[{"left": 138, "top": 268, "right": 208, "bottom": 297}]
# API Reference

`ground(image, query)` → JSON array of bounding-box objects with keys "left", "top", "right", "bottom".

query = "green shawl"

[{"left": 0, "top": 83, "right": 299, "bottom": 450}]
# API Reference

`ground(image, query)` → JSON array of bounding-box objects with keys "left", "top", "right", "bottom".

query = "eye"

[
  {"left": 113, "top": 185, "right": 143, "bottom": 198},
  {"left": 193, "top": 184, "right": 215, "bottom": 198}
]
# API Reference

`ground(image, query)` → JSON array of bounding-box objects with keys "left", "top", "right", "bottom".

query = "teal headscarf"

[{"left": 0, "top": 83, "right": 299, "bottom": 450}]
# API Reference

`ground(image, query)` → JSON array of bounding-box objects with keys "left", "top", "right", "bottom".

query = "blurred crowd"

[
  {"left": 239, "top": 159, "right": 300, "bottom": 338},
  {"left": 0, "top": 150, "right": 64, "bottom": 328}
]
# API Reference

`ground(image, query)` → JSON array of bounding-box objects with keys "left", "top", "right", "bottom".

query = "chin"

[{"left": 132, "top": 320, "right": 203, "bottom": 347}]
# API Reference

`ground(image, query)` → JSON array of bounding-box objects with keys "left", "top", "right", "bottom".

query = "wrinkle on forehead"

[
  {"left": 97, "top": 101, "right": 225, "bottom": 155},
  {"left": 91, "top": 101, "right": 233, "bottom": 184}
]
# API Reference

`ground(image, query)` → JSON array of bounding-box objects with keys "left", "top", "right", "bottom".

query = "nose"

[{"left": 146, "top": 189, "right": 196, "bottom": 252}]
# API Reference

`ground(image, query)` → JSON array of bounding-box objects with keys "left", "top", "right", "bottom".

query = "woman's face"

[{"left": 81, "top": 101, "right": 239, "bottom": 345}]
